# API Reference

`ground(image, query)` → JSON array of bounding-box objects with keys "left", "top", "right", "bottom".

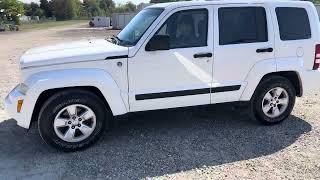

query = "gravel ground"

[{"left": 0, "top": 24, "right": 319, "bottom": 180}]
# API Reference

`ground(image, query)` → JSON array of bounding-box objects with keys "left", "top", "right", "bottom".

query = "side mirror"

[{"left": 145, "top": 35, "right": 170, "bottom": 51}]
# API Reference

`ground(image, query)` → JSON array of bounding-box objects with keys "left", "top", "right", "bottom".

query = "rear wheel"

[
  {"left": 38, "top": 89, "right": 110, "bottom": 151},
  {"left": 250, "top": 76, "right": 296, "bottom": 125}
]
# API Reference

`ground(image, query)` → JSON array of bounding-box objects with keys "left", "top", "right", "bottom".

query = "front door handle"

[
  {"left": 256, "top": 48, "right": 273, "bottom": 53},
  {"left": 194, "top": 52, "right": 213, "bottom": 58}
]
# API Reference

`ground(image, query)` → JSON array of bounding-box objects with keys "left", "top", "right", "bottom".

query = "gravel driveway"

[{"left": 0, "top": 24, "right": 319, "bottom": 179}]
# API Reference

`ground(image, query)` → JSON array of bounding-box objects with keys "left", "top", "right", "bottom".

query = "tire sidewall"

[
  {"left": 252, "top": 77, "right": 296, "bottom": 125},
  {"left": 38, "top": 90, "right": 108, "bottom": 151}
]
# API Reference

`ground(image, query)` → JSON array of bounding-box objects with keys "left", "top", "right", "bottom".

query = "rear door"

[{"left": 212, "top": 4, "right": 275, "bottom": 103}]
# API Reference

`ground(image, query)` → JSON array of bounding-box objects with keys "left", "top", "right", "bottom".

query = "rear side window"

[
  {"left": 276, "top": 7, "right": 311, "bottom": 41},
  {"left": 218, "top": 7, "right": 268, "bottom": 45}
]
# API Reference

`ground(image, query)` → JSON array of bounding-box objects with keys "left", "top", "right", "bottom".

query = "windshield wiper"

[
  {"left": 107, "top": 35, "right": 133, "bottom": 46},
  {"left": 112, "top": 35, "right": 121, "bottom": 43},
  {"left": 113, "top": 35, "right": 134, "bottom": 46}
]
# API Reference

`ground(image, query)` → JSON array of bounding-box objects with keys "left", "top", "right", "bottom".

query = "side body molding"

[
  {"left": 22, "top": 68, "right": 128, "bottom": 128},
  {"left": 240, "top": 58, "right": 277, "bottom": 101}
]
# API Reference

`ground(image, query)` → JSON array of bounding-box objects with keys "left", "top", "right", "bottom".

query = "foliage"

[
  {"left": 0, "top": 0, "right": 24, "bottom": 24},
  {"left": 24, "top": 2, "right": 44, "bottom": 17},
  {"left": 1, "top": 0, "right": 212, "bottom": 25},
  {"left": 51, "top": 0, "right": 81, "bottom": 20},
  {"left": 114, "top": 2, "right": 136, "bottom": 13},
  {"left": 83, "top": 0, "right": 101, "bottom": 17},
  {"left": 34, "top": 7, "right": 44, "bottom": 17},
  {"left": 313, "top": 0, "right": 320, "bottom": 4},
  {"left": 40, "top": 0, "right": 53, "bottom": 17},
  {"left": 99, "top": 0, "right": 115, "bottom": 16}
]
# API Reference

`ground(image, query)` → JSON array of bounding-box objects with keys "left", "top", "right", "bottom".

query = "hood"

[{"left": 20, "top": 39, "right": 128, "bottom": 69}]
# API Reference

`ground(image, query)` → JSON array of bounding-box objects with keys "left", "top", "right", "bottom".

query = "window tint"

[
  {"left": 156, "top": 9, "right": 208, "bottom": 49},
  {"left": 218, "top": 7, "right": 268, "bottom": 45},
  {"left": 276, "top": 7, "right": 311, "bottom": 41}
]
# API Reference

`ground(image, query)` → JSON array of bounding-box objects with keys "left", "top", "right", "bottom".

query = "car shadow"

[{"left": 0, "top": 104, "right": 312, "bottom": 179}]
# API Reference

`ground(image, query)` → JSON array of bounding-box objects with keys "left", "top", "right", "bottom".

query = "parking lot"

[{"left": 0, "top": 24, "right": 320, "bottom": 179}]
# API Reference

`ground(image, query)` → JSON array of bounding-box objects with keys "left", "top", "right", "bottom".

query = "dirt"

[{"left": 0, "top": 23, "right": 319, "bottom": 179}]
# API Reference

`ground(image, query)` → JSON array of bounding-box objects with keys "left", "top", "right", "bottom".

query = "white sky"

[{"left": 19, "top": 0, "right": 150, "bottom": 5}]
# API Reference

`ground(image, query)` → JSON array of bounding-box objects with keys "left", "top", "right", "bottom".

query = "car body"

[{"left": 5, "top": 0, "right": 320, "bottom": 151}]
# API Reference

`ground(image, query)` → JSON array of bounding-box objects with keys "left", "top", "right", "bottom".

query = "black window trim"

[
  {"left": 218, "top": 6, "right": 269, "bottom": 46},
  {"left": 153, "top": 8, "right": 209, "bottom": 50},
  {"left": 275, "top": 7, "right": 312, "bottom": 41}
]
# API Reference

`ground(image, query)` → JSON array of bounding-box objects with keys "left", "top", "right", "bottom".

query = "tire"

[
  {"left": 250, "top": 75, "right": 296, "bottom": 125},
  {"left": 38, "top": 89, "right": 110, "bottom": 152}
]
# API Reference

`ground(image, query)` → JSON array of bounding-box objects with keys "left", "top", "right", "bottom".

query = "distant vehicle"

[
  {"left": 5, "top": 0, "right": 320, "bottom": 151},
  {"left": 89, "top": 16, "right": 111, "bottom": 27}
]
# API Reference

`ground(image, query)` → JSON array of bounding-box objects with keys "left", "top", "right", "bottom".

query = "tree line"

[
  {"left": 24, "top": 0, "right": 138, "bottom": 20},
  {"left": 0, "top": 0, "right": 142, "bottom": 24}
]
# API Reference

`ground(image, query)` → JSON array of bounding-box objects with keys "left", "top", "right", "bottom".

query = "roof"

[{"left": 147, "top": 0, "right": 312, "bottom": 9}]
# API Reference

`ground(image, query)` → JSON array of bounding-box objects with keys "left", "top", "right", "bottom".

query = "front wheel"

[
  {"left": 250, "top": 76, "right": 296, "bottom": 125},
  {"left": 38, "top": 89, "right": 110, "bottom": 151}
]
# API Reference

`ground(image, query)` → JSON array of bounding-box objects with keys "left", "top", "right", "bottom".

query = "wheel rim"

[
  {"left": 261, "top": 87, "right": 289, "bottom": 118},
  {"left": 53, "top": 104, "right": 97, "bottom": 143}
]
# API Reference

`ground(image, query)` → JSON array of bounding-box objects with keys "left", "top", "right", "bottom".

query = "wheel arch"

[
  {"left": 21, "top": 68, "right": 128, "bottom": 128},
  {"left": 259, "top": 71, "right": 302, "bottom": 97},
  {"left": 31, "top": 86, "right": 112, "bottom": 123},
  {"left": 240, "top": 58, "right": 303, "bottom": 101}
]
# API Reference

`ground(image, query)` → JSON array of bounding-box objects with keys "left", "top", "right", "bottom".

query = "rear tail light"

[{"left": 313, "top": 44, "right": 320, "bottom": 70}]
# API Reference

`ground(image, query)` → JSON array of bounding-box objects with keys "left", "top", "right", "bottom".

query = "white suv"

[{"left": 5, "top": 0, "right": 320, "bottom": 151}]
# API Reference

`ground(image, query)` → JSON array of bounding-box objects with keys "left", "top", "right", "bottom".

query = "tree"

[
  {"left": 52, "top": 0, "right": 81, "bottom": 20},
  {"left": 65, "top": 0, "right": 77, "bottom": 19},
  {"left": 114, "top": 1, "right": 136, "bottom": 13},
  {"left": 83, "top": 0, "right": 101, "bottom": 17},
  {"left": 99, "top": 0, "right": 115, "bottom": 16},
  {"left": 30, "top": 2, "right": 39, "bottom": 15},
  {"left": 23, "top": 3, "right": 32, "bottom": 16},
  {"left": 40, "top": 0, "right": 53, "bottom": 17},
  {"left": 23, "top": 2, "right": 44, "bottom": 18},
  {"left": 0, "top": 0, "right": 24, "bottom": 24},
  {"left": 125, "top": 1, "right": 136, "bottom": 12},
  {"left": 34, "top": 8, "right": 44, "bottom": 17}
]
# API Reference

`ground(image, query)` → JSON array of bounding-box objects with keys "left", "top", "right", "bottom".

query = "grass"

[{"left": 19, "top": 20, "right": 88, "bottom": 31}]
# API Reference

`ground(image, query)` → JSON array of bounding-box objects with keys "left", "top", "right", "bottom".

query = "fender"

[
  {"left": 21, "top": 68, "right": 128, "bottom": 128},
  {"left": 240, "top": 58, "right": 277, "bottom": 101},
  {"left": 240, "top": 57, "right": 304, "bottom": 101},
  {"left": 276, "top": 57, "right": 304, "bottom": 94}
]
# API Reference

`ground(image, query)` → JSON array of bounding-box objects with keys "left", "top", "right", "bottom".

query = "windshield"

[{"left": 116, "top": 8, "right": 163, "bottom": 46}]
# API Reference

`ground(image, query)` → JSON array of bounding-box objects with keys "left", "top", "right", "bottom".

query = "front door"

[{"left": 128, "top": 6, "right": 214, "bottom": 112}]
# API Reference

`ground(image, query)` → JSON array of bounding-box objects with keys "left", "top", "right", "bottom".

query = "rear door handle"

[
  {"left": 256, "top": 48, "right": 273, "bottom": 53},
  {"left": 194, "top": 52, "right": 213, "bottom": 58}
]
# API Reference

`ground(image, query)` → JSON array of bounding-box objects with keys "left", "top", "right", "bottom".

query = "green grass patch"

[{"left": 20, "top": 20, "right": 88, "bottom": 31}]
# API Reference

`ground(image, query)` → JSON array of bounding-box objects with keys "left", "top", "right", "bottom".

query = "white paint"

[{"left": 5, "top": 0, "right": 320, "bottom": 129}]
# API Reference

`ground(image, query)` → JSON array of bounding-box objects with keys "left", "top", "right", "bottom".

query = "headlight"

[{"left": 17, "top": 83, "right": 29, "bottom": 95}]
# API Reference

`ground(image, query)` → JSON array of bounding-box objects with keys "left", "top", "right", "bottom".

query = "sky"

[{"left": 19, "top": 0, "right": 150, "bottom": 5}]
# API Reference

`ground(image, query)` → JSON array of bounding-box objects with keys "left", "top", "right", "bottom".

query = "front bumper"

[{"left": 4, "top": 87, "right": 30, "bottom": 129}]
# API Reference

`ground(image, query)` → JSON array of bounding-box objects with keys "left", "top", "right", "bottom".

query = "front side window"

[
  {"left": 218, "top": 7, "right": 268, "bottom": 45},
  {"left": 276, "top": 7, "right": 311, "bottom": 41},
  {"left": 155, "top": 9, "right": 208, "bottom": 49},
  {"left": 116, "top": 8, "right": 163, "bottom": 46}
]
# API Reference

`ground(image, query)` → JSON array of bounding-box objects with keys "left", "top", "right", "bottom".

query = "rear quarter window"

[{"left": 276, "top": 7, "right": 311, "bottom": 41}]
